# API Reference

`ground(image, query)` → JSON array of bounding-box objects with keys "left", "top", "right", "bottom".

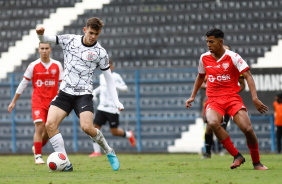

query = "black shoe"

[
  {"left": 230, "top": 153, "right": 245, "bottom": 169},
  {"left": 201, "top": 153, "right": 211, "bottom": 159}
]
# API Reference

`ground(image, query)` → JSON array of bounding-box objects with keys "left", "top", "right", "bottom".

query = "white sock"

[
  {"left": 125, "top": 131, "right": 131, "bottom": 138},
  {"left": 92, "top": 142, "right": 101, "bottom": 153},
  {"left": 49, "top": 133, "right": 70, "bottom": 165},
  {"left": 91, "top": 129, "right": 112, "bottom": 154}
]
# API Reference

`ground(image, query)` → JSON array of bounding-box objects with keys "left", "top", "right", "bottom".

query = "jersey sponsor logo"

[
  {"left": 208, "top": 74, "right": 231, "bottom": 82},
  {"left": 222, "top": 63, "right": 229, "bottom": 70},
  {"left": 35, "top": 79, "right": 56, "bottom": 87}
]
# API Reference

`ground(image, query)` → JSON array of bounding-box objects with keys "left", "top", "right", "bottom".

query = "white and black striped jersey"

[{"left": 56, "top": 34, "right": 109, "bottom": 95}]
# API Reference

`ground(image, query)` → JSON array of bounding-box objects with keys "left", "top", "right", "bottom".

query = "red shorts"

[
  {"left": 205, "top": 94, "right": 247, "bottom": 118},
  {"left": 32, "top": 107, "right": 48, "bottom": 124}
]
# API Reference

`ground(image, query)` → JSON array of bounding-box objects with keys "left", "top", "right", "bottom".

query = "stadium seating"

[{"left": 0, "top": 0, "right": 280, "bottom": 153}]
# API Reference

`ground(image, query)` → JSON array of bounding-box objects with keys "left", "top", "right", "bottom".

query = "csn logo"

[
  {"left": 208, "top": 74, "right": 231, "bottom": 82},
  {"left": 35, "top": 79, "right": 55, "bottom": 87}
]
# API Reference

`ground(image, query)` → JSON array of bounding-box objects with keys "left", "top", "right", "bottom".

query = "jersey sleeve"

[
  {"left": 58, "top": 62, "right": 64, "bottom": 81},
  {"left": 23, "top": 63, "right": 34, "bottom": 80},
  {"left": 115, "top": 73, "right": 128, "bottom": 92},
  {"left": 198, "top": 55, "right": 206, "bottom": 74},
  {"left": 99, "top": 51, "right": 110, "bottom": 71},
  {"left": 57, "top": 34, "right": 75, "bottom": 49},
  {"left": 231, "top": 53, "right": 249, "bottom": 74}
]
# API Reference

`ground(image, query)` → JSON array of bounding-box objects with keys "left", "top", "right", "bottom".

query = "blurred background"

[{"left": 0, "top": 0, "right": 281, "bottom": 154}]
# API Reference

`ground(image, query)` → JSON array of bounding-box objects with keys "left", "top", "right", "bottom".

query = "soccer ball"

[{"left": 47, "top": 152, "right": 68, "bottom": 171}]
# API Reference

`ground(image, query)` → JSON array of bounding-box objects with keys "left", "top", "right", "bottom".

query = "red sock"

[
  {"left": 42, "top": 139, "right": 49, "bottom": 147},
  {"left": 248, "top": 143, "right": 260, "bottom": 164},
  {"left": 220, "top": 136, "right": 238, "bottom": 156},
  {"left": 34, "top": 142, "right": 42, "bottom": 155}
]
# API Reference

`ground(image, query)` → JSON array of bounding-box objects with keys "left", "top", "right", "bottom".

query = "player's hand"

[
  {"left": 253, "top": 98, "right": 268, "bottom": 114},
  {"left": 8, "top": 102, "right": 15, "bottom": 113},
  {"left": 116, "top": 102, "right": 124, "bottom": 111},
  {"left": 185, "top": 97, "right": 194, "bottom": 109},
  {"left": 92, "top": 95, "right": 98, "bottom": 103},
  {"left": 36, "top": 27, "right": 45, "bottom": 35}
]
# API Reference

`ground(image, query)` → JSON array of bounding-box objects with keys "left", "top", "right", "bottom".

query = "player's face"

[
  {"left": 206, "top": 36, "right": 223, "bottom": 53},
  {"left": 38, "top": 43, "right": 51, "bottom": 59},
  {"left": 83, "top": 27, "right": 101, "bottom": 46}
]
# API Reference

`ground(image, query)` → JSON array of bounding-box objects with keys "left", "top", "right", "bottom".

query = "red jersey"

[
  {"left": 24, "top": 59, "right": 63, "bottom": 110},
  {"left": 198, "top": 49, "right": 249, "bottom": 97}
]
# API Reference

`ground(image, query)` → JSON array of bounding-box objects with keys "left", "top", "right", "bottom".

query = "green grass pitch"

[{"left": 0, "top": 153, "right": 281, "bottom": 184}]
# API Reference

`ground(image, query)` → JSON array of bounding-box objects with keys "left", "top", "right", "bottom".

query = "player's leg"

[
  {"left": 108, "top": 113, "right": 136, "bottom": 147},
  {"left": 80, "top": 111, "right": 120, "bottom": 171},
  {"left": 33, "top": 121, "right": 45, "bottom": 164},
  {"left": 41, "top": 108, "right": 49, "bottom": 147},
  {"left": 76, "top": 95, "right": 119, "bottom": 170},
  {"left": 89, "top": 124, "right": 102, "bottom": 157},
  {"left": 206, "top": 109, "right": 244, "bottom": 169},
  {"left": 233, "top": 109, "right": 267, "bottom": 170},
  {"left": 46, "top": 105, "right": 72, "bottom": 170},
  {"left": 42, "top": 128, "right": 49, "bottom": 147},
  {"left": 202, "top": 123, "right": 213, "bottom": 159}
]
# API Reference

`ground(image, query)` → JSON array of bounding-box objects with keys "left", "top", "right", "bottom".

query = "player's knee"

[
  {"left": 80, "top": 123, "right": 92, "bottom": 134},
  {"left": 242, "top": 126, "right": 254, "bottom": 136},
  {"left": 111, "top": 130, "right": 119, "bottom": 136}
]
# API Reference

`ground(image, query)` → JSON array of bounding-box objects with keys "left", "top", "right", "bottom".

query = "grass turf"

[{"left": 0, "top": 153, "right": 281, "bottom": 184}]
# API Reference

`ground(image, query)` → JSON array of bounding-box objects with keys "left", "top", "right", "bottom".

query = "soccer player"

[
  {"left": 273, "top": 93, "right": 282, "bottom": 154},
  {"left": 89, "top": 59, "right": 136, "bottom": 157},
  {"left": 36, "top": 17, "right": 123, "bottom": 171},
  {"left": 8, "top": 43, "right": 63, "bottom": 164},
  {"left": 186, "top": 28, "right": 268, "bottom": 170},
  {"left": 201, "top": 45, "right": 246, "bottom": 159}
]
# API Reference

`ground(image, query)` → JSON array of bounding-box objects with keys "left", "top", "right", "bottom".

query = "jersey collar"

[{"left": 81, "top": 36, "right": 97, "bottom": 47}]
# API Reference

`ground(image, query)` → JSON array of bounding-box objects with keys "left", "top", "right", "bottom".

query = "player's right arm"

[
  {"left": 36, "top": 27, "right": 57, "bottom": 43},
  {"left": 8, "top": 78, "right": 30, "bottom": 113},
  {"left": 186, "top": 55, "right": 206, "bottom": 109},
  {"left": 186, "top": 74, "right": 206, "bottom": 109}
]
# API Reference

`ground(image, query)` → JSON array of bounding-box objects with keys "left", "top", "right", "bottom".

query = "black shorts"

[
  {"left": 94, "top": 110, "right": 119, "bottom": 128},
  {"left": 50, "top": 90, "right": 94, "bottom": 117}
]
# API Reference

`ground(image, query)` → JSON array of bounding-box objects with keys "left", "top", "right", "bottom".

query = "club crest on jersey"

[
  {"left": 34, "top": 110, "right": 40, "bottom": 117},
  {"left": 51, "top": 69, "right": 57, "bottom": 76},
  {"left": 86, "top": 52, "right": 95, "bottom": 60},
  {"left": 222, "top": 63, "right": 229, "bottom": 71}
]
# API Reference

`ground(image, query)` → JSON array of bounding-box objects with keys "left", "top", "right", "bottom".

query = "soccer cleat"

[
  {"left": 107, "top": 150, "right": 120, "bottom": 171},
  {"left": 201, "top": 153, "right": 211, "bottom": 159},
  {"left": 253, "top": 162, "right": 268, "bottom": 170},
  {"left": 89, "top": 152, "right": 102, "bottom": 157},
  {"left": 128, "top": 130, "right": 136, "bottom": 147},
  {"left": 63, "top": 163, "right": 73, "bottom": 172},
  {"left": 35, "top": 155, "right": 45, "bottom": 164},
  {"left": 230, "top": 153, "right": 245, "bottom": 169}
]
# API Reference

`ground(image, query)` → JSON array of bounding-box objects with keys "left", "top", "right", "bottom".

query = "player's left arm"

[
  {"left": 103, "top": 69, "right": 124, "bottom": 111},
  {"left": 242, "top": 70, "right": 268, "bottom": 114},
  {"left": 238, "top": 75, "right": 245, "bottom": 92},
  {"left": 115, "top": 74, "right": 128, "bottom": 92}
]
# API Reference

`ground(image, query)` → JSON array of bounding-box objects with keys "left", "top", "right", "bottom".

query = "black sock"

[{"left": 205, "top": 134, "right": 213, "bottom": 154}]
